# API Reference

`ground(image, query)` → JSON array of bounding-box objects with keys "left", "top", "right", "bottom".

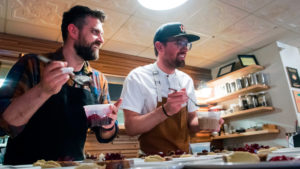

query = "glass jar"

[
  {"left": 251, "top": 93, "right": 259, "bottom": 108},
  {"left": 242, "top": 76, "right": 249, "bottom": 88},
  {"left": 257, "top": 72, "right": 267, "bottom": 85},
  {"left": 257, "top": 92, "right": 268, "bottom": 106},
  {"left": 246, "top": 94, "right": 254, "bottom": 109},
  {"left": 225, "top": 82, "right": 231, "bottom": 94},
  {"left": 231, "top": 81, "right": 237, "bottom": 92},
  {"left": 239, "top": 95, "right": 248, "bottom": 110},
  {"left": 249, "top": 73, "right": 258, "bottom": 86},
  {"left": 236, "top": 78, "right": 243, "bottom": 90}
]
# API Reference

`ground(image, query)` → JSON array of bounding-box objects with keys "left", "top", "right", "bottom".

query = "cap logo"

[{"left": 180, "top": 24, "right": 185, "bottom": 33}]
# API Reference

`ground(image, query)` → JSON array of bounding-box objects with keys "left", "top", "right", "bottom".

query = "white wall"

[
  {"left": 211, "top": 42, "right": 299, "bottom": 148},
  {"left": 277, "top": 42, "right": 300, "bottom": 124}
]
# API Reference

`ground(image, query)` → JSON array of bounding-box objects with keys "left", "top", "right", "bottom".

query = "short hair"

[{"left": 61, "top": 5, "right": 106, "bottom": 42}]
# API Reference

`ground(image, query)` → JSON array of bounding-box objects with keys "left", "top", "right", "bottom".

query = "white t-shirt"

[{"left": 120, "top": 62, "right": 198, "bottom": 114}]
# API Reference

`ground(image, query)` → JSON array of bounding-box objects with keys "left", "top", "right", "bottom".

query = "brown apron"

[{"left": 139, "top": 97, "right": 190, "bottom": 154}]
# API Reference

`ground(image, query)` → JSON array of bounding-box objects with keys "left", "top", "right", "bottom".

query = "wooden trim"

[
  {"left": 207, "top": 64, "right": 264, "bottom": 87},
  {"left": 205, "top": 84, "right": 270, "bottom": 104},
  {"left": 222, "top": 106, "right": 274, "bottom": 119}
]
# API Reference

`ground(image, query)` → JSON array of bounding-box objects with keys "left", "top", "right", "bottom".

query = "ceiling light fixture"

[{"left": 137, "top": 0, "right": 188, "bottom": 11}]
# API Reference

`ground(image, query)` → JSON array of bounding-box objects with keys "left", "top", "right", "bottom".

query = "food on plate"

[
  {"left": 197, "top": 149, "right": 209, "bottom": 156},
  {"left": 233, "top": 144, "right": 270, "bottom": 153},
  {"left": 269, "top": 155, "right": 300, "bottom": 161},
  {"left": 95, "top": 153, "right": 132, "bottom": 169},
  {"left": 104, "top": 153, "right": 124, "bottom": 160},
  {"left": 144, "top": 155, "right": 165, "bottom": 162},
  {"left": 75, "top": 163, "right": 105, "bottom": 169},
  {"left": 223, "top": 151, "right": 260, "bottom": 163},
  {"left": 98, "top": 153, "right": 105, "bottom": 162},
  {"left": 33, "top": 159, "right": 61, "bottom": 168},
  {"left": 180, "top": 154, "right": 193, "bottom": 158},
  {"left": 269, "top": 146, "right": 279, "bottom": 151},
  {"left": 167, "top": 149, "right": 189, "bottom": 158},
  {"left": 86, "top": 152, "right": 98, "bottom": 160},
  {"left": 57, "top": 161, "right": 80, "bottom": 167},
  {"left": 97, "top": 160, "right": 132, "bottom": 169}
]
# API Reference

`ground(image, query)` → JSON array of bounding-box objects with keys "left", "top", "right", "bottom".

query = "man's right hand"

[
  {"left": 164, "top": 88, "right": 188, "bottom": 116},
  {"left": 38, "top": 61, "right": 70, "bottom": 95}
]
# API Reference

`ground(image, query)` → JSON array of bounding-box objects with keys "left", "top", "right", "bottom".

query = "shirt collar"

[{"left": 154, "top": 62, "right": 177, "bottom": 78}]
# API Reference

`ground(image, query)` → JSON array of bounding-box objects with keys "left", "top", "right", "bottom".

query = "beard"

[
  {"left": 175, "top": 53, "right": 186, "bottom": 68},
  {"left": 74, "top": 34, "right": 100, "bottom": 61},
  {"left": 175, "top": 58, "right": 185, "bottom": 68}
]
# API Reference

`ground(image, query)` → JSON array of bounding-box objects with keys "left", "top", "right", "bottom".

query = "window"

[{"left": 105, "top": 74, "right": 126, "bottom": 125}]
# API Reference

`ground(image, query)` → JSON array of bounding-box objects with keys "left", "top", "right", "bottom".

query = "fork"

[
  {"left": 37, "top": 55, "right": 91, "bottom": 85},
  {"left": 169, "top": 88, "right": 208, "bottom": 107}
]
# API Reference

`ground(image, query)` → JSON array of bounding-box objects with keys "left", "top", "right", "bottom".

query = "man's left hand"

[{"left": 101, "top": 98, "right": 122, "bottom": 130}]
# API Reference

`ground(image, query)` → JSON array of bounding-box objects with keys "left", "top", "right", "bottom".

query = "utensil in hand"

[
  {"left": 169, "top": 88, "right": 209, "bottom": 107},
  {"left": 37, "top": 55, "right": 92, "bottom": 85}
]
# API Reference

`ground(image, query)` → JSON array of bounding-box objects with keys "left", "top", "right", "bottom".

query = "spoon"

[
  {"left": 37, "top": 55, "right": 92, "bottom": 85},
  {"left": 169, "top": 88, "right": 209, "bottom": 107}
]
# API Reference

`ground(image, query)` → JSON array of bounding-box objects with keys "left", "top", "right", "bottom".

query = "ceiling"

[{"left": 1, "top": 0, "right": 300, "bottom": 69}]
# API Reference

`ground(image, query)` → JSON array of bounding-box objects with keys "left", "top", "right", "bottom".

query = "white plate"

[
  {"left": 172, "top": 155, "right": 222, "bottom": 163},
  {"left": 1, "top": 165, "right": 41, "bottom": 169},
  {"left": 272, "top": 148, "right": 300, "bottom": 154},
  {"left": 184, "top": 161, "right": 300, "bottom": 169},
  {"left": 132, "top": 160, "right": 180, "bottom": 168}
]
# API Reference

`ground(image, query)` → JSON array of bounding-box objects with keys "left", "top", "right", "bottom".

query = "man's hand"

[
  {"left": 164, "top": 88, "right": 188, "bottom": 116},
  {"left": 38, "top": 61, "right": 70, "bottom": 95},
  {"left": 101, "top": 98, "right": 122, "bottom": 130}
]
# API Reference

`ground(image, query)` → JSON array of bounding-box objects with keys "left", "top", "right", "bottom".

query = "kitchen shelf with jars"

[{"left": 199, "top": 64, "right": 278, "bottom": 140}]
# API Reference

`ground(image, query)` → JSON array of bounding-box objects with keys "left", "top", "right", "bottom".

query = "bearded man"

[
  {"left": 0, "top": 5, "right": 121, "bottom": 164},
  {"left": 120, "top": 22, "right": 222, "bottom": 154}
]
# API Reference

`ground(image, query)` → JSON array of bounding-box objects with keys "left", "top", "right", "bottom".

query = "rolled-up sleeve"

[{"left": 0, "top": 54, "right": 39, "bottom": 137}]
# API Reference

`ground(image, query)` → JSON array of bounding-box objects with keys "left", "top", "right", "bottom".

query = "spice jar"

[
  {"left": 257, "top": 72, "right": 267, "bottom": 85},
  {"left": 257, "top": 92, "right": 268, "bottom": 106},
  {"left": 236, "top": 78, "right": 243, "bottom": 90},
  {"left": 242, "top": 76, "right": 249, "bottom": 88},
  {"left": 246, "top": 94, "right": 254, "bottom": 109},
  {"left": 239, "top": 95, "right": 248, "bottom": 110},
  {"left": 225, "top": 82, "right": 231, "bottom": 94},
  {"left": 251, "top": 93, "right": 259, "bottom": 108},
  {"left": 231, "top": 82, "right": 237, "bottom": 92},
  {"left": 249, "top": 73, "right": 258, "bottom": 86}
]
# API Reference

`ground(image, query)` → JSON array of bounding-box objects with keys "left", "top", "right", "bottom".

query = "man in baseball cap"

[{"left": 121, "top": 22, "right": 222, "bottom": 154}]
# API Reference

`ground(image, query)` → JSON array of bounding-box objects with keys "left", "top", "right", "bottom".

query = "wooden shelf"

[
  {"left": 222, "top": 106, "right": 274, "bottom": 119},
  {"left": 205, "top": 84, "right": 269, "bottom": 104},
  {"left": 207, "top": 65, "right": 264, "bottom": 87},
  {"left": 212, "top": 129, "right": 279, "bottom": 140}
]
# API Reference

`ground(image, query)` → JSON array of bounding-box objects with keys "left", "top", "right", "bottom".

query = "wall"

[
  {"left": 277, "top": 42, "right": 300, "bottom": 123},
  {"left": 211, "top": 42, "right": 298, "bottom": 148}
]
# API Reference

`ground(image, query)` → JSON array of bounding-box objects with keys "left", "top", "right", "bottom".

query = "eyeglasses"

[{"left": 166, "top": 39, "right": 192, "bottom": 50}]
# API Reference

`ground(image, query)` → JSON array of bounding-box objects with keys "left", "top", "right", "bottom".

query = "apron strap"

[{"left": 152, "top": 64, "right": 162, "bottom": 102}]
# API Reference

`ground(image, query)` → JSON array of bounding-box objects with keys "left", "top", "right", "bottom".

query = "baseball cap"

[{"left": 153, "top": 22, "right": 200, "bottom": 44}]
